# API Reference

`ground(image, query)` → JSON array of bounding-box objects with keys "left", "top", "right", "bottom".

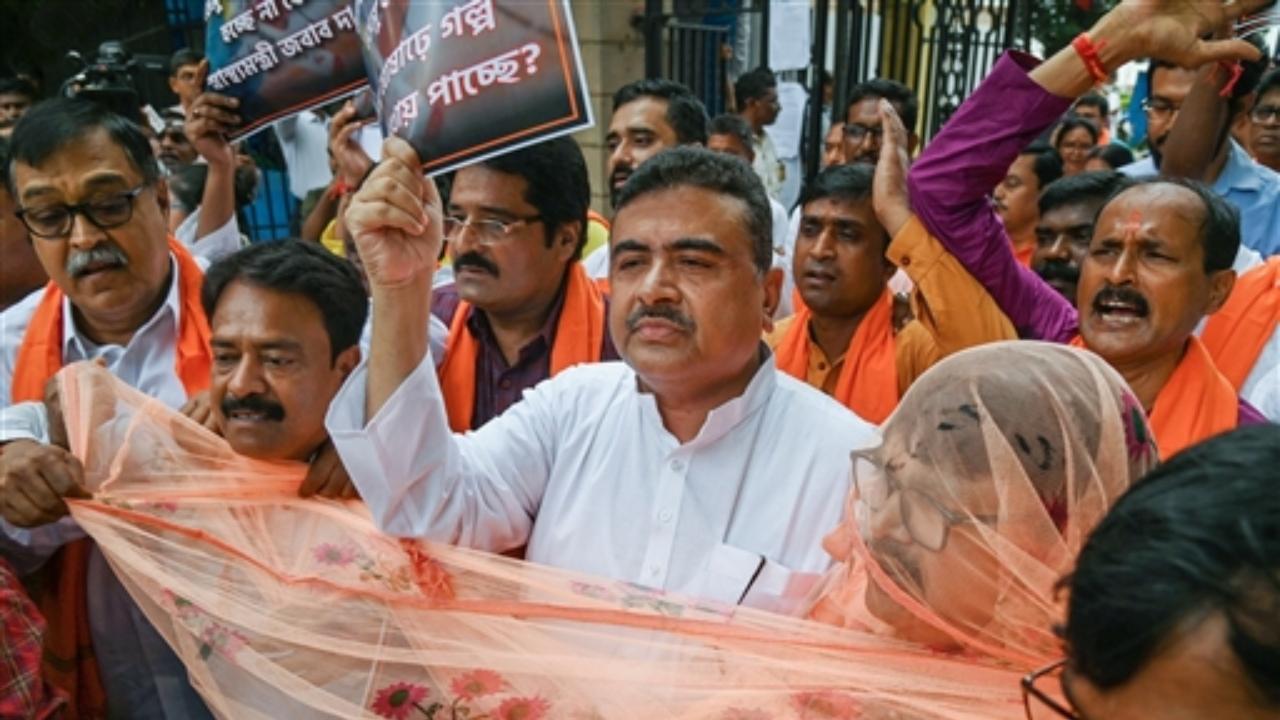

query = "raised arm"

[
  {"left": 907, "top": 52, "right": 1077, "bottom": 341},
  {"left": 330, "top": 137, "right": 552, "bottom": 552},
  {"left": 908, "top": 0, "right": 1267, "bottom": 341}
]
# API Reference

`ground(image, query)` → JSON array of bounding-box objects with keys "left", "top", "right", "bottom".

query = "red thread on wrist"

[
  {"left": 1218, "top": 61, "right": 1243, "bottom": 98},
  {"left": 1072, "top": 33, "right": 1109, "bottom": 85}
]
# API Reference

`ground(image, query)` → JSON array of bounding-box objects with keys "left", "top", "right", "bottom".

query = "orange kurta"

[
  {"left": 10, "top": 237, "right": 211, "bottom": 719},
  {"left": 438, "top": 262, "right": 606, "bottom": 432},
  {"left": 774, "top": 290, "right": 899, "bottom": 424},
  {"left": 1201, "top": 257, "right": 1280, "bottom": 390}
]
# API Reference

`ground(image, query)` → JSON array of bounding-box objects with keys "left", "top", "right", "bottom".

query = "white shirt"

[
  {"left": 752, "top": 130, "right": 785, "bottom": 202},
  {"left": 327, "top": 351, "right": 875, "bottom": 613},
  {"left": 275, "top": 110, "right": 386, "bottom": 200},
  {"left": 174, "top": 208, "right": 243, "bottom": 264}
]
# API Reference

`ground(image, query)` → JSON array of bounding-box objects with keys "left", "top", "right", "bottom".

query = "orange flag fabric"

[
  {"left": 9, "top": 237, "right": 211, "bottom": 719},
  {"left": 774, "top": 289, "right": 899, "bottom": 424},
  {"left": 438, "top": 262, "right": 605, "bottom": 431},
  {"left": 1071, "top": 335, "right": 1237, "bottom": 460},
  {"left": 1201, "top": 257, "right": 1280, "bottom": 389}
]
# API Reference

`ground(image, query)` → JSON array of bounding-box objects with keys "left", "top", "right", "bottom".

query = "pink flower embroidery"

[
  {"left": 449, "top": 669, "right": 505, "bottom": 700},
  {"left": 370, "top": 681, "right": 429, "bottom": 720},
  {"left": 791, "top": 690, "right": 860, "bottom": 719},
  {"left": 495, "top": 695, "right": 551, "bottom": 720},
  {"left": 199, "top": 624, "right": 248, "bottom": 661},
  {"left": 313, "top": 543, "right": 358, "bottom": 567}
]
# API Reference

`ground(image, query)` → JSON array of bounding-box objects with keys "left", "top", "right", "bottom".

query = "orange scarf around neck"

[
  {"left": 1071, "top": 335, "right": 1237, "bottom": 460},
  {"left": 438, "top": 262, "right": 605, "bottom": 431},
  {"left": 9, "top": 237, "right": 210, "bottom": 719},
  {"left": 1200, "top": 257, "right": 1280, "bottom": 390},
  {"left": 774, "top": 289, "right": 898, "bottom": 424}
]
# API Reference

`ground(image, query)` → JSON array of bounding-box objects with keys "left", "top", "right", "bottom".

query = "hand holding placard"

[{"left": 344, "top": 137, "right": 443, "bottom": 290}]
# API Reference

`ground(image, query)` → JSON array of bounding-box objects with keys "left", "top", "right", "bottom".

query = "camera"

[{"left": 60, "top": 41, "right": 143, "bottom": 122}]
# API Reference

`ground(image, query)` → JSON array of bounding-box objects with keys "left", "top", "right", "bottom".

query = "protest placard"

[
  {"left": 204, "top": 0, "right": 368, "bottom": 139},
  {"left": 355, "top": 0, "right": 593, "bottom": 174}
]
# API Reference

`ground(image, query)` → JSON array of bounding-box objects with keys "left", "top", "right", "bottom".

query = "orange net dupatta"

[{"left": 54, "top": 361, "right": 1040, "bottom": 719}]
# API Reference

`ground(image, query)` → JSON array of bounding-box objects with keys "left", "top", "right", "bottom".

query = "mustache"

[
  {"left": 220, "top": 394, "right": 285, "bottom": 422},
  {"left": 626, "top": 303, "right": 696, "bottom": 333},
  {"left": 610, "top": 164, "right": 633, "bottom": 186},
  {"left": 452, "top": 251, "right": 500, "bottom": 277},
  {"left": 1092, "top": 285, "right": 1150, "bottom": 315},
  {"left": 66, "top": 243, "right": 129, "bottom": 278},
  {"left": 1036, "top": 258, "right": 1079, "bottom": 285}
]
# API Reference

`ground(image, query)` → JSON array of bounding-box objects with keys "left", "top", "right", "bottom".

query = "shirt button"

[
  {"left": 816, "top": 362, "right": 828, "bottom": 371},
  {"left": 658, "top": 509, "right": 673, "bottom": 523},
  {"left": 669, "top": 459, "right": 685, "bottom": 472},
  {"left": 899, "top": 255, "right": 911, "bottom": 267}
]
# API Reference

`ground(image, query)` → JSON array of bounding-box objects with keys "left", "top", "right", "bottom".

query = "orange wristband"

[{"left": 1071, "top": 33, "right": 1109, "bottom": 85}]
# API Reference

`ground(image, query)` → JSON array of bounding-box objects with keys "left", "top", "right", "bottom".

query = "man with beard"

[
  {"left": 734, "top": 66, "right": 784, "bottom": 201},
  {"left": 905, "top": 0, "right": 1271, "bottom": 460},
  {"left": 0, "top": 77, "right": 36, "bottom": 140},
  {"left": 585, "top": 79, "right": 707, "bottom": 277},
  {"left": 1246, "top": 68, "right": 1280, "bottom": 172},
  {"left": 430, "top": 136, "right": 616, "bottom": 430},
  {"left": 1032, "top": 170, "right": 1135, "bottom": 301},
  {"left": 0, "top": 96, "right": 219, "bottom": 718},
  {"left": 993, "top": 143, "right": 1063, "bottom": 267},
  {"left": 842, "top": 79, "right": 919, "bottom": 167},
  {"left": 1123, "top": 53, "right": 1280, "bottom": 257},
  {"left": 330, "top": 142, "right": 876, "bottom": 611}
]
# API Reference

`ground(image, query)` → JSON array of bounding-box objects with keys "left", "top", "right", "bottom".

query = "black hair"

[
  {"left": 201, "top": 240, "right": 368, "bottom": 363},
  {"left": 615, "top": 146, "right": 772, "bottom": 274},
  {"left": 1073, "top": 92, "right": 1109, "bottom": 117},
  {"left": 708, "top": 113, "right": 755, "bottom": 157},
  {"left": 734, "top": 66, "right": 777, "bottom": 106},
  {"left": 846, "top": 78, "right": 919, "bottom": 131},
  {"left": 798, "top": 163, "right": 874, "bottom": 207},
  {"left": 5, "top": 97, "right": 160, "bottom": 196},
  {"left": 1256, "top": 66, "right": 1280, "bottom": 103},
  {"left": 612, "top": 79, "right": 708, "bottom": 146},
  {"left": 169, "top": 48, "right": 203, "bottom": 76},
  {"left": 1019, "top": 142, "right": 1064, "bottom": 191},
  {"left": 1038, "top": 170, "right": 1135, "bottom": 217},
  {"left": 1085, "top": 143, "right": 1135, "bottom": 170},
  {"left": 477, "top": 135, "right": 591, "bottom": 258},
  {"left": 1110, "top": 177, "right": 1239, "bottom": 273},
  {"left": 0, "top": 76, "right": 37, "bottom": 101},
  {"left": 1063, "top": 424, "right": 1280, "bottom": 708},
  {"left": 1055, "top": 117, "right": 1100, "bottom": 148}
]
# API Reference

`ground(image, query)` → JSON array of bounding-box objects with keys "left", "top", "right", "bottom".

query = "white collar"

[
  {"left": 634, "top": 346, "right": 779, "bottom": 450},
  {"left": 61, "top": 255, "right": 183, "bottom": 356}
]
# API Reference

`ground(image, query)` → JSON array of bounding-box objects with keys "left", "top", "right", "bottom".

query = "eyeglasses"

[
  {"left": 15, "top": 185, "right": 148, "bottom": 239},
  {"left": 1250, "top": 104, "right": 1280, "bottom": 124},
  {"left": 1141, "top": 98, "right": 1181, "bottom": 118},
  {"left": 442, "top": 213, "right": 542, "bottom": 244},
  {"left": 850, "top": 449, "right": 987, "bottom": 552},
  {"left": 1022, "top": 659, "right": 1079, "bottom": 719},
  {"left": 843, "top": 122, "right": 884, "bottom": 144}
]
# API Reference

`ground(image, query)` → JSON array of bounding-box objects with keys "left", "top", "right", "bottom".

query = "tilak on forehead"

[{"left": 1123, "top": 209, "right": 1145, "bottom": 239}]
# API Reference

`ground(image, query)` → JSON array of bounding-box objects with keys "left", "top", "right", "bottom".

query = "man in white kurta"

[{"left": 331, "top": 140, "right": 876, "bottom": 614}]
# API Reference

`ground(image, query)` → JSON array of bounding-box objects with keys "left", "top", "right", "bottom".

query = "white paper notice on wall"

[{"left": 768, "top": 0, "right": 811, "bottom": 71}]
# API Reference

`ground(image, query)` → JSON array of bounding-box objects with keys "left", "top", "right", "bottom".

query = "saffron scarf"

[
  {"left": 438, "top": 262, "right": 605, "bottom": 431},
  {"left": 1201, "top": 257, "right": 1280, "bottom": 389},
  {"left": 774, "top": 289, "right": 898, "bottom": 424},
  {"left": 1071, "top": 335, "right": 1237, "bottom": 460},
  {"left": 9, "top": 237, "right": 211, "bottom": 719}
]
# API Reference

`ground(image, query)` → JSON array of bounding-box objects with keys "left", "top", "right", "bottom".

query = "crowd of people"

[{"left": 0, "top": 0, "right": 1278, "bottom": 718}]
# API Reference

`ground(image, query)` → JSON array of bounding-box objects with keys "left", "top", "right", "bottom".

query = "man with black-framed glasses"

[
  {"left": 0, "top": 97, "right": 217, "bottom": 717},
  {"left": 1246, "top": 67, "right": 1280, "bottom": 172},
  {"left": 841, "top": 78, "right": 919, "bottom": 167},
  {"left": 427, "top": 136, "right": 617, "bottom": 431}
]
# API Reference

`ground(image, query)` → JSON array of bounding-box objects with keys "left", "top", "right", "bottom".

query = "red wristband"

[
  {"left": 1071, "top": 33, "right": 1109, "bottom": 85},
  {"left": 1217, "top": 61, "right": 1244, "bottom": 98}
]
